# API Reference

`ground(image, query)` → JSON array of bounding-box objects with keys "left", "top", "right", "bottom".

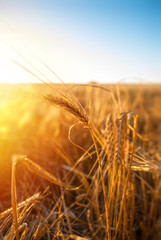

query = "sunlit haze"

[{"left": 0, "top": 0, "right": 161, "bottom": 84}]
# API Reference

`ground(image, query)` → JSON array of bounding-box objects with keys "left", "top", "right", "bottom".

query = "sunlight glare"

[{"left": 0, "top": 48, "right": 27, "bottom": 84}]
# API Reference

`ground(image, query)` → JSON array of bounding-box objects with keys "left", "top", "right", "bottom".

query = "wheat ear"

[{"left": 44, "top": 94, "right": 89, "bottom": 125}]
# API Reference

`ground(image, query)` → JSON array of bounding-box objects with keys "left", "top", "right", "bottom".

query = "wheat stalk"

[{"left": 44, "top": 93, "right": 112, "bottom": 238}]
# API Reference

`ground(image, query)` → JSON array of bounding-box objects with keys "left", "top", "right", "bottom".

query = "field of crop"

[{"left": 0, "top": 83, "right": 161, "bottom": 239}]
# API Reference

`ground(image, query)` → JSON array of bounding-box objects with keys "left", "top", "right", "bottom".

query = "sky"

[{"left": 0, "top": 0, "right": 160, "bottom": 84}]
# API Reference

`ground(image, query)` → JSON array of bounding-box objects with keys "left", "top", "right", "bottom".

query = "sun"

[
  {"left": 0, "top": 32, "right": 35, "bottom": 84},
  {"left": 0, "top": 50, "right": 27, "bottom": 84}
]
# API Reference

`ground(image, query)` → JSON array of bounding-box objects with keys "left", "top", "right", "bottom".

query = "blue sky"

[{"left": 0, "top": 0, "right": 160, "bottom": 83}]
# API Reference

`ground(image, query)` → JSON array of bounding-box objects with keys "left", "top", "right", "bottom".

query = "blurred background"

[{"left": 0, "top": 0, "right": 160, "bottom": 84}]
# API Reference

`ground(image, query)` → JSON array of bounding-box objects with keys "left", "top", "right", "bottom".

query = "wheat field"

[{"left": 0, "top": 83, "right": 161, "bottom": 239}]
